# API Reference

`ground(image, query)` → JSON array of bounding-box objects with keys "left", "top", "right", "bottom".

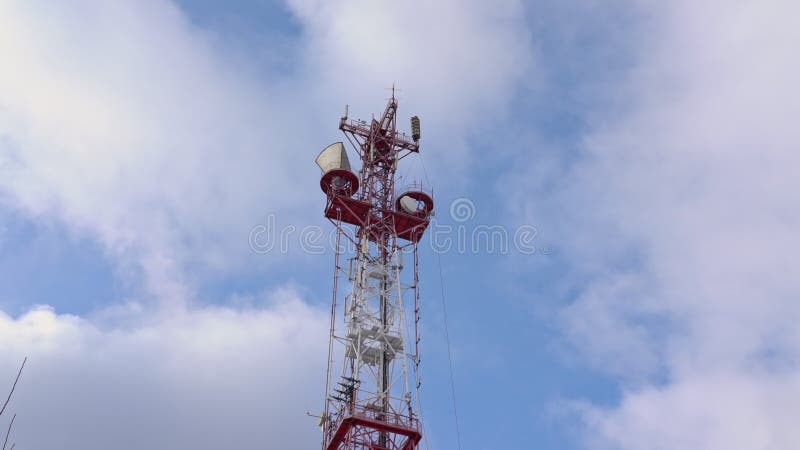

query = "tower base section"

[{"left": 325, "top": 405, "right": 421, "bottom": 450}]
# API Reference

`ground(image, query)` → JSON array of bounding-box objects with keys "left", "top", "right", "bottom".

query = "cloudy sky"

[{"left": 1, "top": 0, "right": 798, "bottom": 449}]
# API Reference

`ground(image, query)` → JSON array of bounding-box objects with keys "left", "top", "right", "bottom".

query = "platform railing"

[{"left": 324, "top": 393, "right": 420, "bottom": 446}]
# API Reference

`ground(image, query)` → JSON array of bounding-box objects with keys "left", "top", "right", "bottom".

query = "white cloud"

[
  {"left": 297, "top": 0, "right": 531, "bottom": 108},
  {"left": 522, "top": 0, "right": 800, "bottom": 448},
  {"left": 0, "top": 0, "right": 318, "bottom": 303},
  {"left": 285, "top": 0, "right": 533, "bottom": 173},
  {"left": 0, "top": 287, "right": 328, "bottom": 450},
  {"left": 580, "top": 372, "right": 800, "bottom": 450}
]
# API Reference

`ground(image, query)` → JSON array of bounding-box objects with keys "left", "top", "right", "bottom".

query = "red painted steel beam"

[{"left": 326, "top": 414, "right": 422, "bottom": 450}]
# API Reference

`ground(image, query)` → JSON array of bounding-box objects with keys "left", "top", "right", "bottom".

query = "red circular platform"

[
  {"left": 320, "top": 169, "right": 359, "bottom": 196},
  {"left": 395, "top": 190, "right": 434, "bottom": 217}
]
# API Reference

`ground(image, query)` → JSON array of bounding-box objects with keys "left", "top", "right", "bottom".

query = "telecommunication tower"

[{"left": 315, "top": 92, "right": 434, "bottom": 450}]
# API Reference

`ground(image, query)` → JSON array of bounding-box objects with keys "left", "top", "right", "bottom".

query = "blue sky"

[{"left": 1, "top": 1, "right": 800, "bottom": 449}]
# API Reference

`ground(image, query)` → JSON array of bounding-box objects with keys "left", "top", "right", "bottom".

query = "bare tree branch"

[
  {"left": 0, "top": 358, "right": 26, "bottom": 418},
  {"left": 2, "top": 413, "right": 15, "bottom": 450}
]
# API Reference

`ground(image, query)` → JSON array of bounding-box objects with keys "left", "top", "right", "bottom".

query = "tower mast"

[{"left": 316, "top": 93, "right": 433, "bottom": 450}]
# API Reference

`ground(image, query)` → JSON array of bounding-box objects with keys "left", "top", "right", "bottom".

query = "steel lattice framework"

[{"left": 316, "top": 93, "right": 433, "bottom": 450}]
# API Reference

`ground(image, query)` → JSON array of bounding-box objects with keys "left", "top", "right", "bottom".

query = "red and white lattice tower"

[{"left": 315, "top": 92, "right": 433, "bottom": 450}]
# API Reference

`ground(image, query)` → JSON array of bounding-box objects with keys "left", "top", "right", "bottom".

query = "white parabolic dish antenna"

[
  {"left": 398, "top": 195, "right": 419, "bottom": 214},
  {"left": 315, "top": 142, "right": 351, "bottom": 174}
]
